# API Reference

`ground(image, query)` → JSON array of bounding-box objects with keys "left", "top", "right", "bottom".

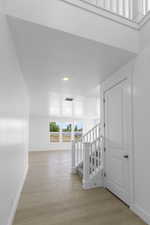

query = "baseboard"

[
  {"left": 82, "top": 179, "right": 103, "bottom": 190},
  {"left": 72, "top": 167, "right": 77, "bottom": 174},
  {"left": 131, "top": 204, "right": 150, "bottom": 225},
  {"left": 30, "top": 149, "right": 51, "bottom": 152},
  {"left": 7, "top": 165, "right": 28, "bottom": 225},
  {"left": 30, "top": 148, "right": 71, "bottom": 152}
]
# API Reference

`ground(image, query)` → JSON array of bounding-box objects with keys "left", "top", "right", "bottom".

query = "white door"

[{"left": 104, "top": 79, "right": 131, "bottom": 205}]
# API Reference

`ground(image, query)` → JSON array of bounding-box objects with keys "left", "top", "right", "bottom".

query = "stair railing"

[
  {"left": 72, "top": 123, "right": 103, "bottom": 183},
  {"left": 72, "top": 138, "right": 84, "bottom": 173}
]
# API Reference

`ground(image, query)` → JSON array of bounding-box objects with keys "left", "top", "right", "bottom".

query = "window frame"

[{"left": 49, "top": 120, "right": 83, "bottom": 143}]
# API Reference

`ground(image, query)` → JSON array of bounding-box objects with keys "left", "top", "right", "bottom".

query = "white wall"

[
  {"left": 140, "top": 20, "right": 150, "bottom": 50},
  {"left": 0, "top": 0, "right": 3, "bottom": 10},
  {"left": 101, "top": 41, "right": 150, "bottom": 224},
  {"left": 132, "top": 45, "right": 150, "bottom": 224},
  {"left": 4, "top": 0, "right": 139, "bottom": 53},
  {"left": 0, "top": 13, "right": 29, "bottom": 225}
]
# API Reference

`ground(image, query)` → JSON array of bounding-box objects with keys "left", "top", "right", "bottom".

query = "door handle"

[{"left": 123, "top": 155, "right": 129, "bottom": 159}]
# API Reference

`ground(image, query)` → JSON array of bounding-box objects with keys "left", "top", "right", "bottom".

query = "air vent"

[{"left": 65, "top": 98, "right": 74, "bottom": 102}]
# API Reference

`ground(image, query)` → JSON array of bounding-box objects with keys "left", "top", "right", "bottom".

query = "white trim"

[
  {"left": 100, "top": 61, "right": 135, "bottom": 206},
  {"left": 138, "top": 11, "right": 150, "bottom": 28},
  {"left": 30, "top": 148, "right": 71, "bottom": 152},
  {"left": 7, "top": 165, "right": 28, "bottom": 225},
  {"left": 72, "top": 167, "right": 77, "bottom": 174},
  {"left": 82, "top": 168, "right": 104, "bottom": 190},
  {"left": 60, "top": 0, "right": 139, "bottom": 30},
  {"left": 131, "top": 204, "right": 150, "bottom": 225},
  {"left": 82, "top": 179, "right": 103, "bottom": 190}
]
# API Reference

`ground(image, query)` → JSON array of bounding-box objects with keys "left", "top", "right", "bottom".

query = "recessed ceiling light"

[{"left": 62, "top": 77, "right": 69, "bottom": 81}]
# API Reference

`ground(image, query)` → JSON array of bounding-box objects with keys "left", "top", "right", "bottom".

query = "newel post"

[
  {"left": 72, "top": 141, "right": 76, "bottom": 174},
  {"left": 82, "top": 143, "right": 91, "bottom": 189}
]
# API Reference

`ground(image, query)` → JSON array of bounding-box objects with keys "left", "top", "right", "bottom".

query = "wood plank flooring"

[{"left": 13, "top": 151, "right": 146, "bottom": 225}]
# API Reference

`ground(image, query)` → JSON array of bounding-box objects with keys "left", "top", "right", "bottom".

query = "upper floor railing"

[{"left": 79, "top": 0, "right": 150, "bottom": 23}]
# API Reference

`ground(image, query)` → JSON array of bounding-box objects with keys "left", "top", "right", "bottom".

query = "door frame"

[{"left": 100, "top": 63, "right": 135, "bottom": 207}]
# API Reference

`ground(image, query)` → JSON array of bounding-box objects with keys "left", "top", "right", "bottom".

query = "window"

[
  {"left": 62, "top": 123, "right": 72, "bottom": 142},
  {"left": 49, "top": 121, "right": 83, "bottom": 143},
  {"left": 49, "top": 122, "right": 60, "bottom": 142}
]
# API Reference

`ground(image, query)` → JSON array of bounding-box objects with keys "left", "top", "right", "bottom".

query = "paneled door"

[{"left": 104, "top": 79, "right": 131, "bottom": 205}]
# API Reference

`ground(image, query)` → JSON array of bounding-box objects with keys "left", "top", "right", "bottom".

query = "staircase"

[{"left": 72, "top": 123, "right": 104, "bottom": 189}]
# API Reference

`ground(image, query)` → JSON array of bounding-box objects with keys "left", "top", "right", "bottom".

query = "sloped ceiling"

[{"left": 8, "top": 16, "right": 136, "bottom": 116}]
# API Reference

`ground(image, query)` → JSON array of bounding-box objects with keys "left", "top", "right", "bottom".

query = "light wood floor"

[{"left": 13, "top": 151, "right": 146, "bottom": 225}]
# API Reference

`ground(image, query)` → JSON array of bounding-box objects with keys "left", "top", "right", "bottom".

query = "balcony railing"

[{"left": 79, "top": 0, "right": 150, "bottom": 23}]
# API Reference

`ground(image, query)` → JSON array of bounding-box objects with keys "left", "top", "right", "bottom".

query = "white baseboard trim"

[
  {"left": 72, "top": 167, "right": 77, "bottom": 174},
  {"left": 82, "top": 179, "right": 103, "bottom": 190},
  {"left": 131, "top": 204, "right": 150, "bottom": 225},
  {"left": 30, "top": 148, "right": 71, "bottom": 152},
  {"left": 7, "top": 166, "right": 28, "bottom": 225}
]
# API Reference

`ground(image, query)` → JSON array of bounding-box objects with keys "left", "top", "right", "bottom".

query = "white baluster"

[
  {"left": 78, "top": 142, "right": 80, "bottom": 164},
  {"left": 129, "top": 0, "right": 133, "bottom": 19},
  {"left": 96, "top": 0, "right": 102, "bottom": 7},
  {"left": 110, "top": 0, "right": 113, "bottom": 11},
  {"left": 94, "top": 140, "right": 97, "bottom": 171},
  {"left": 90, "top": 143, "right": 93, "bottom": 174},
  {"left": 72, "top": 142, "right": 76, "bottom": 174},
  {"left": 95, "top": 126, "right": 97, "bottom": 141},
  {"left": 76, "top": 142, "right": 78, "bottom": 165},
  {"left": 145, "top": 0, "right": 148, "bottom": 13},
  {"left": 81, "top": 142, "right": 83, "bottom": 162},
  {"left": 83, "top": 143, "right": 91, "bottom": 189},
  {"left": 98, "top": 138, "right": 101, "bottom": 167},
  {"left": 89, "top": 131, "right": 91, "bottom": 143},
  {"left": 141, "top": 0, "right": 145, "bottom": 15},
  {"left": 113, "top": 0, "right": 117, "bottom": 13},
  {"left": 122, "top": 0, "right": 126, "bottom": 17},
  {"left": 75, "top": 142, "right": 77, "bottom": 166},
  {"left": 102, "top": 0, "right": 105, "bottom": 8},
  {"left": 143, "top": 0, "right": 146, "bottom": 14},
  {"left": 80, "top": 141, "right": 82, "bottom": 163},
  {"left": 148, "top": 0, "right": 150, "bottom": 12},
  {"left": 93, "top": 128, "right": 95, "bottom": 141},
  {"left": 116, "top": 0, "right": 120, "bottom": 15},
  {"left": 78, "top": 142, "right": 80, "bottom": 163}
]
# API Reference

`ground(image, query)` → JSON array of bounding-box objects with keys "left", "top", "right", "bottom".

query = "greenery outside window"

[
  {"left": 49, "top": 121, "right": 83, "bottom": 143},
  {"left": 62, "top": 123, "right": 72, "bottom": 142},
  {"left": 74, "top": 122, "right": 83, "bottom": 141},
  {"left": 49, "top": 122, "right": 60, "bottom": 142}
]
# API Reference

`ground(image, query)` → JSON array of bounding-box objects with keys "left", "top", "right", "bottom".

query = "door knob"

[{"left": 124, "top": 155, "right": 129, "bottom": 159}]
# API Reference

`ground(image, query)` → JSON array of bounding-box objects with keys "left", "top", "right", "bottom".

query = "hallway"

[{"left": 13, "top": 151, "right": 146, "bottom": 225}]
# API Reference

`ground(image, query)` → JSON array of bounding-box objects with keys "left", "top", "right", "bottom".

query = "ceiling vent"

[{"left": 65, "top": 97, "right": 74, "bottom": 102}]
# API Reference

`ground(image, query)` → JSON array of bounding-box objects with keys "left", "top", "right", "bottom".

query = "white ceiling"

[{"left": 8, "top": 16, "right": 136, "bottom": 116}]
